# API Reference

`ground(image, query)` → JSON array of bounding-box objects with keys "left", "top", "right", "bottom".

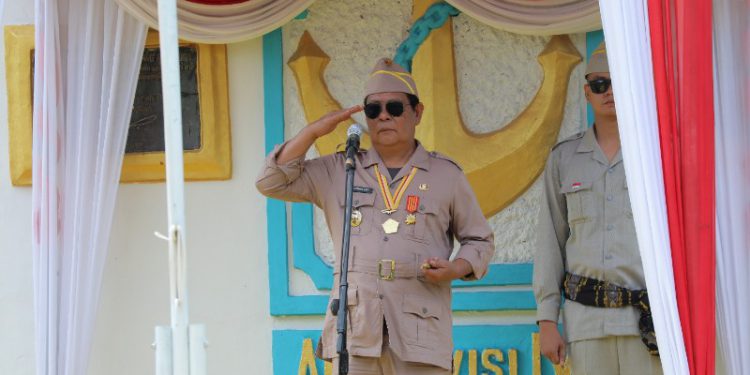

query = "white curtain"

[
  {"left": 31, "top": 0, "right": 147, "bottom": 373},
  {"left": 713, "top": 1, "right": 750, "bottom": 374},
  {"left": 115, "top": 0, "right": 314, "bottom": 43},
  {"left": 445, "top": 0, "right": 601, "bottom": 35},
  {"left": 598, "top": 1, "right": 689, "bottom": 374}
]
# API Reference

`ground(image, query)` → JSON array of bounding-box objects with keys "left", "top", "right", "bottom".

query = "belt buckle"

[
  {"left": 378, "top": 259, "right": 396, "bottom": 280},
  {"left": 604, "top": 284, "right": 621, "bottom": 307}
]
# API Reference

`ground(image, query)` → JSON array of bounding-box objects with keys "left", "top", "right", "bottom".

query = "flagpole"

[{"left": 153, "top": 0, "right": 206, "bottom": 373}]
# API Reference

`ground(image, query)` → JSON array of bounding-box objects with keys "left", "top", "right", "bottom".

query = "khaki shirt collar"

[
  {"left": 361, "top": 140, "right": 431, "bottom": 173},
  {"left": 576, "top": 126, "right": 623, "bottom": 167}
]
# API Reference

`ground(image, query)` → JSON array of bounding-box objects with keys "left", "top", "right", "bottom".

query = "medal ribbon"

[{"left": 374, "top": 165, "right": 418, "bottom": 213}]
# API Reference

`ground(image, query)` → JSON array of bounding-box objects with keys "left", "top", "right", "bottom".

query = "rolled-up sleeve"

[
  {"left": 451, "top": 174, "right": 495, "bottom": 281},
  {"left": 255, "top": 142, "right": 334, "bottom": 207},
  {"left": 533, "top": 152, "right": 568, "bottom": 323}
]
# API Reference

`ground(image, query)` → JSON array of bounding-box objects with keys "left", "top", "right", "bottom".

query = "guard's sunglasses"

[
  {"left": 364, "top": 101, "right": 406, "bottom": 119},
  {"left": 587, "top": 78, "right": 612, "bottom": 94}
]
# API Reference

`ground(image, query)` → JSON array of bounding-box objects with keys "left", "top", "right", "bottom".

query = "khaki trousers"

[
  {"left": 568, "top": 336, "right": 663, "bottom": 375},
  {"left": 331, "top": 336, "right": 450, "bottom": 375}
]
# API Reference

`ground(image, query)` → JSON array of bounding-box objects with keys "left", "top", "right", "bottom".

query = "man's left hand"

[{"left": 422, "top": 258, "right": 472, "bottom": 283}]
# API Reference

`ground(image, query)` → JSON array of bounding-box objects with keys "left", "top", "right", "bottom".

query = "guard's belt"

[{"left": 563, "top": 273, "right": 659, "bottom": 356}]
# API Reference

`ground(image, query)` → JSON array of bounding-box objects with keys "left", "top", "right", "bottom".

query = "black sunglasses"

[
  {"left": 364, "top": 101, "right": 407, "bottom": 119},
  {"left": 587, "top": 78, "right": 612, "bottom": 94}
]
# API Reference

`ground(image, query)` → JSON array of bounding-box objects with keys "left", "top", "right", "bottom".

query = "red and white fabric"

[
  {"left": 598, "top": 1, "right": 688, "bottom": 374},
  {"left": 602, "top": 0, "right": 723, "bottom": 374},
  {"left": 647, "top": 0, "right": 716, "bottom": 373}
]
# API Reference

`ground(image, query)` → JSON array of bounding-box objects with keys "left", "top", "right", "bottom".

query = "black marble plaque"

[{"left": 126, "top": 46, "right": 201, "bottom": 154}]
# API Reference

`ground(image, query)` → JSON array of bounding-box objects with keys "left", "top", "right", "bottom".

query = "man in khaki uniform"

[
  {"left": 257, "top": 58, "right": 494, "bottom": 374},
  {"left": 533, "top": 42, "right": 663, "bottom": 374}
]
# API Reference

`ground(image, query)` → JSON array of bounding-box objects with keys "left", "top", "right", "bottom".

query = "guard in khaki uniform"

[
  {"left": 533, "top": 42, "right": 663, "bottom": 375},
  {"left": 256, "top": 58, "right": 494, "bottom": 374}
]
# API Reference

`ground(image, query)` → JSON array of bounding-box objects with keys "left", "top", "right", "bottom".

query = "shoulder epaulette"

[
  {"left": 551, "top": 131, "right": 585, "bottom": 151},
  {"left": 429, "top": 151, "right": 463, "bottom": 171}
]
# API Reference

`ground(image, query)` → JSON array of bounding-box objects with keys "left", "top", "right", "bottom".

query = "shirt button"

[
  {"left": 383, "top": 237, "right": 389, "bottom": 242},
  {"left": 422, "top": 307, "right": 428, "bottom": 314},
  {"left": 607, "top": 195, "right": 614, "bottom": 201},
  {"left": 354, "top": 200, "right": 359, "bottom": 205},
  {"left": 605, "top": 254, "right": 613, "bottom": 260},
  {"left": 608, "top": 168, "right": 614, "bottom": 174},
  {"left": 379, "top": 294, "right": 384, "bottom": 299},
  {"left": 607, "top": 224, "right": 614, "bottom": 231},
  {"left": 419, "top": 205, "right": 425, "bottom": 211}
]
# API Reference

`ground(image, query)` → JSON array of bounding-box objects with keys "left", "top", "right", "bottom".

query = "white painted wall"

[{"left": 0, "top": 2, "right": 274, "bottom": 372}]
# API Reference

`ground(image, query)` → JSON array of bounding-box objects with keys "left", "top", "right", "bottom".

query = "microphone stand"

[{"left": 336, "top": 133, "right": 359, "bottom": 375}]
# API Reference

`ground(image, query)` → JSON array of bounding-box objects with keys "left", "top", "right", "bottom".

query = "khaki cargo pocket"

[
  {"left": 338, "top": 192, "right": 376, "bottom": 235},
  {"left": 319, "top": 312, "right": 337, "bottom": 359},
  {"left": 402, "top": 294, "right": 442, "bottom": 349},
  {"left": 321, "top": 287, "right": 360, "bottom": 358},
  {"left": 347, "top": 287, "right": 382, "bottom": 349}
]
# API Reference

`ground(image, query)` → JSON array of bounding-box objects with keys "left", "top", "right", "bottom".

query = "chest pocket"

[
  {"left": 403, "top": 198, "right": 438, "bottom": 244},
  {"left": 560, "top": 180, "right": 593, "bottom": 224},
  {"left": 339, "top": 191, "right": 377, "bottom": 235}
]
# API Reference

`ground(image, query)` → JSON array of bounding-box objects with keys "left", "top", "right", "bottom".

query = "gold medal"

[
  {"left": 405, "top": 213, "right": 416, "bottom": 225},
  {"left": 382, "top": 218, "right": 399, "bottom": 234},
  {"left": 351, "top": 209, "right": 362, "bottom": 227}
]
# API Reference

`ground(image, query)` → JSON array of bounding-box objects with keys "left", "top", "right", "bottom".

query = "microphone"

[{"left": 345, "top": 124, "right": 365, "bottom": 168}]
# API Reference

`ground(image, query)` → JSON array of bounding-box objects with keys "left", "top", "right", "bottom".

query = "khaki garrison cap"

[
  {"left": 585, "top": 41, "right": 610, "bottom": 76},
  {"left": 364, "top": 58, "right": 419, "bottom": 98}
]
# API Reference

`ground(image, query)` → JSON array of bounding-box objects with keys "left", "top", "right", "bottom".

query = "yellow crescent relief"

[{"left": 288, "top": 0, "right": 582, "bottom": 217}]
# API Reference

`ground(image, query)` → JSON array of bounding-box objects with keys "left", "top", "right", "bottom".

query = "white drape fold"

[
  {"left": 713, "top": 1, "right": 750, "bottom": 374},
  {"left": 114, "top": 0, "right": 314, "bottom": 43},
  {"left": 31, "top": 0, "right": 147, "bottom": 373},
  {"left": 597, "top": 1, "right": 688, "bottom": 374},
  {"left": 445, "top": 0, "right": 601, "bottom": 35},
  {"left": 113, "top": 0, "right": 599, "bottom": 43}
]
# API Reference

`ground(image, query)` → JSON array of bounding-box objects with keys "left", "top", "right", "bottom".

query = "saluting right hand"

[
  {"left": 307, "top": 105, "right": 364, "bottom": 138},
  {"left": 275, "top": 105, "right": 364, "bottom": 165},
  {"left": 539, "top": 320, "right": 566, "bottom": 365}
]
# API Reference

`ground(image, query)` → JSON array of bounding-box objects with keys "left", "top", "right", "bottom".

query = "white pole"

[{"left": 155, "top": 0, "right": 192, "bottom": 373}]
